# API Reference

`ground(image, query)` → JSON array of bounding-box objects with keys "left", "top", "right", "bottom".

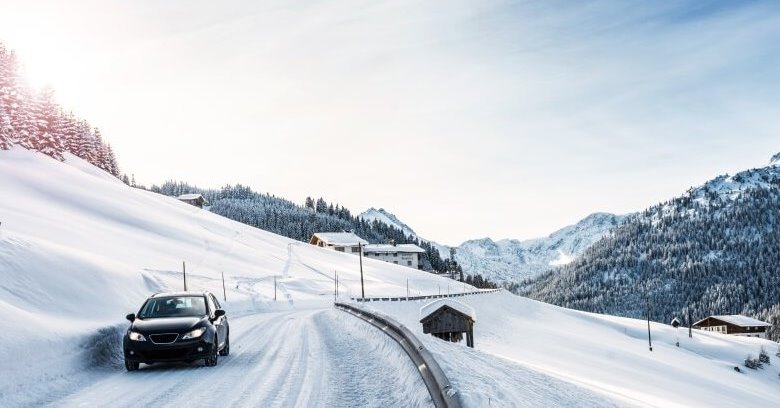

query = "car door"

[{"left": 209, "top": 294, "right": 227, "bottom": 347}]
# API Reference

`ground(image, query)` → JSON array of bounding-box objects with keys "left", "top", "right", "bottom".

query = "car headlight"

[
  {"left": 182, "top": 327, "right": 206, "bottom": 340},
  {"left": 128, "top": 331, "right": 146, "bottom": 342}
]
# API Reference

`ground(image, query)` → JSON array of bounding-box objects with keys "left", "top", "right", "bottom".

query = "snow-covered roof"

[
  {"left": 695, "top": 315, "right": 771, "bottom": 327},
  {"left": 419, "top": 298, "right": 476, "bottom": 321},
  {"left": 177, "top": 193, "right": 204, "bottom": 200},
  {"left": 364, "top": 243, "right": 426, "bottom": 253},
  {"left": 311, "top": 232, "right": 368, "bottom": 246}
]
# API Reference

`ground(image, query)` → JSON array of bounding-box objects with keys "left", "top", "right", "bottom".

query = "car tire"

[
  {"left": 205, "top": 338, "right": 218, "bottom": 367},
  {"left": 125, "top": 359, "right": 140, "bottom": 371},
  {"left": 219, "top": 332, "right": 230, "bottom": 356}
]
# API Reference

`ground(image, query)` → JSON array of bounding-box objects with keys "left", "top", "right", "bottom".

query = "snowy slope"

[
  {"left": 359, "top": 207, "right": 451, "bottom": 258},
  {"left": 370, "top": 292, "right": 780, "bottom": 407},
  {"left": 770, "top": 152, "right": 780, "bottom": 166},
  {"left": 0, "top": 148, "right": 469, "bottom": 406},
  {"left": 456, "top": 213, "right": 626, "bottom": 283}
]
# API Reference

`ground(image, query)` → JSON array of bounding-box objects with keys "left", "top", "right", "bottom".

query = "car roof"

[{"left": 150, "top": 291, "right": 211, "bottom": 298}]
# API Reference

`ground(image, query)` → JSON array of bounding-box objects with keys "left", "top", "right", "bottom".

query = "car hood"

[{"left": 132, "top": 316, "right": 206, "bottom": 333}]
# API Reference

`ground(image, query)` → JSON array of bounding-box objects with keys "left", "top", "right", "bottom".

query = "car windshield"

[{"left": 138, "top": 296, "right": 207, "bottom": 318}]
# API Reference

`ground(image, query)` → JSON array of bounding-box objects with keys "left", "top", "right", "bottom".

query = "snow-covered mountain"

[
  {"left": 361, "top": 207, "right": 626, "bottom": 284},
  {"left": 770, "top": 152, "right": 780, "bottom": 166},
  {"left": 455, "top": 213, "right": 626, "bottom": 283},
  {"left": 359, "top": 207, "right": 452, "bottom": 258},
  {"left": 524, "top": 153, "right": 780, "bottom": 333}
]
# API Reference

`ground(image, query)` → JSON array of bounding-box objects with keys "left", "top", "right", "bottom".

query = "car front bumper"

[{"left": 124, "top": 337, "right": 214, "bottom": 364}]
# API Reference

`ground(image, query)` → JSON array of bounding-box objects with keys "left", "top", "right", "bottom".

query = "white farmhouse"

[
  {"left": 364, "top": 243, "right": 426, "bottom": 269},
  {"left": 309, "top": 232, "right": 368, "bottom": 255},
  {"left": 693, "top": 315, "right": 772, "bottom": 339}
]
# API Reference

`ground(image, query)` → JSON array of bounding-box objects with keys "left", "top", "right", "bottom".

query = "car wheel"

[
  {"left": 125, "top": 359, "right": 140, "bottom": 371},
  {"left": 219, "top": 332, "right": 230, "bottom": 356},
  {"left": 205, "top": 338, "right": 218, "bottom": 367}
]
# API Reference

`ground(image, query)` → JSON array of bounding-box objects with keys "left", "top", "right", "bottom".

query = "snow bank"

[{"left": 370, "top": 291, "right": 780, "bottom": 407}]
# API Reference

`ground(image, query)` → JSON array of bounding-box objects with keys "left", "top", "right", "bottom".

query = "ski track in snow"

[{"left": 49, "top": 308, "right": 431, "bottom": 408}]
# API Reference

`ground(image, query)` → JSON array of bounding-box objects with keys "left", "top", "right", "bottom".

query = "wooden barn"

[
  {"left": 693, "top": 315, "right": 771, "bottom": 339},
  {"left": 177, "top": 193, "right": 208, "bottom": 208},
  {"left": 420, "top": 300, "right": 476, "bottom": 348}
]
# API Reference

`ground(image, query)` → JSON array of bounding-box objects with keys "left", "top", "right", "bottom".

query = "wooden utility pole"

[
  {"left": 646, "top": 295, "right": 653, "bottom": 352},
  {"left": 183, "top": 261, "right": 187, "bottom": 291},
  {"left": 221, "top": 272, "right": 227, "bottom": 301},
  {"left": 359, "top": 242, "right": 365, "bottom": 300},
  {"left": 688, "top": 310, "right": 693, "bottom": 338}
]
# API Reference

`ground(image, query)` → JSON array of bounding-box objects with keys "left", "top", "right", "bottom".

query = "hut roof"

[
  {"left": 420, "top": 299, "right": 476, "bottom": 322},
  {"left": 364, "top": 244, "right": 426, "bottom": 253},
  {"left": 311, "top": 232, "right": 369, "bottom": 246},
  {"left": 694, "top": 315, "right": 770, "bottom": 327},
  {"left": 177, "top": 193, "right": 203, "bottom": 200}
]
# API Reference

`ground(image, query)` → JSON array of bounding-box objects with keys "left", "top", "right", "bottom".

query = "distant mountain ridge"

[
  {"left": 522, "top": 153, "right": 780, "bottom": 339},
  {"left": 359, "top": 208, "right": 627, "bottom": 284},
  {"left": 456, "top": 213, "right": 626, "bottom": 284},
  {"left": 359, "top": 207, "right": 452, "bottom": 258}
]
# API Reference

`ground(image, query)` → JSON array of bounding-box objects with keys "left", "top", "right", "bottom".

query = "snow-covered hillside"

[
  {"left": 456, "top": 213, "right": 626, "bottom": 283},
  {"left": 523, "top": 153, "right": 780, "bottom": 334},
  {"left": 370, "top": 291, "right": 780, "bottom": 407},
  {"left": 0, "top": 148, "right": 468, "bottom": 406},
  {"left": 359, "top": 207, "right": 451, "bottom": 258}
]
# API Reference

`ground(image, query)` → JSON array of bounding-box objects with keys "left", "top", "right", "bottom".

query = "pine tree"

[
  {"left": 106, "top": 143, "right": 119, "bottom": 176},
  {"left": 74, "top": 120, "right": 95, "bottom": 162},
  {"left": 0, "top": 44, "right": 16, "bottom": 150},
  {"left": 29, "top": 88, "right": 65, "bottom": 160},
  {"left": 60, "top": 111, "right": 80, "bottom": 155}
]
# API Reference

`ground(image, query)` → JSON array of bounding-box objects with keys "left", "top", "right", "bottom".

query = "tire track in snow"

[{"left": 51, "top": 308, "right": 428, "bottom": 408}]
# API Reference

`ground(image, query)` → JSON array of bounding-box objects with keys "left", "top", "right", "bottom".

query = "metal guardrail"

[
  {"left": 334, "top": 302, "right": 462, "bottom": 408},
  {"left": 351, "top": 288, "right": 502, "bottom": 302}
]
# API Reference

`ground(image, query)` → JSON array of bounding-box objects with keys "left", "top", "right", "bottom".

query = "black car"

[{"left": 123, "top": 291, "right": 230, "bottom": 371}]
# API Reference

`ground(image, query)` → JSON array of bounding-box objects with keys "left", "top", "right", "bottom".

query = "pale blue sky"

[{"left": 1, "top": 0, "right": 779, "bottom": 245}]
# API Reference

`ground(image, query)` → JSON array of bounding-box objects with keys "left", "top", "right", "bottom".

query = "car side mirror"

[
  {"left": 214, "top": 309, "right": 226, "bottom": 318},
  {"left": 126, "top": 313, "right": 135, "bottom": 322}
]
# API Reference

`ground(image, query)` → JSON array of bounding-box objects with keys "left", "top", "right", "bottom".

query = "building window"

[
  {"left": 393, "top": 253, "right": 398, "bottom": 257},
  {"left": 335, "top": 247, "right": 345, "bottom": 252},
  {"left": 407, "top": 261, "right": 412, "bottom": 266},
  {"left": 393, "top": 261, "right": 398, "bottom": 264},
  {"left": 352, "top": 247, "right": 360, "bottom": 253}
]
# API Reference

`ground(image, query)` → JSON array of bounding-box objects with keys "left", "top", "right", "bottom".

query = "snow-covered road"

[{"left": 51, "top": 308, "right": 432, "bottom": 407}]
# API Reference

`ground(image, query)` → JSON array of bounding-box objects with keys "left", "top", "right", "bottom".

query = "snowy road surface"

[{"left": 51, "top": 308, "right": 432, "bottom": 407}]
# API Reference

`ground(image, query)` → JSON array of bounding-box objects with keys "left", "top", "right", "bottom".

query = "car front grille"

[{"left": 149, "top": 333, "right": 179, "bottom": 344}]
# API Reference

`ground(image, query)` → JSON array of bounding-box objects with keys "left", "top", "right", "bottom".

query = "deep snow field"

[
  {"left": 1, "top": 148, "right": 779, "bottom": 407},
  {"left": 369, "top": 292, "right": 780, "bottom": 407}
]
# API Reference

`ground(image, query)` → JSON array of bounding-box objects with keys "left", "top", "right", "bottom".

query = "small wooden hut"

[
  {"left": 420, "top": 301, "right": 475, "bottom": 348},
  {"left": 177, "top": 193, "right": 208, "bottom": 208}
]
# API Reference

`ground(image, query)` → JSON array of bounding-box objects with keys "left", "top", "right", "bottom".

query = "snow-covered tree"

[
  {"left": 29, "top": 88, "right": 65, "bottom": 160},
  {"left": 0, "top": 40, "right": 121, "bottom": 175}
]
